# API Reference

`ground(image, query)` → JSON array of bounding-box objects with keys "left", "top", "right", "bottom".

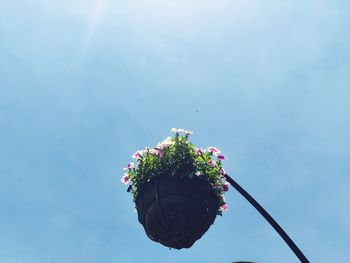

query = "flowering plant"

[{"left": 121, "top": 128, "right": 229, "bottom": 215}]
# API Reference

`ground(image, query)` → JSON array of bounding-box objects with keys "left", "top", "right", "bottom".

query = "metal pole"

[{"left": 224, "top": 174, "right": 310, "bottom": 263}]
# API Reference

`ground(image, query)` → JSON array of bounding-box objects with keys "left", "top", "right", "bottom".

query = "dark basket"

[{"left": 135, "top": 175, "right": 220, "bottom": 249}]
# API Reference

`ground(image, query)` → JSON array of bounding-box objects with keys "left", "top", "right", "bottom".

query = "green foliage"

[{"left": 122, "top": 130, "right": 229, "bottom": 215}]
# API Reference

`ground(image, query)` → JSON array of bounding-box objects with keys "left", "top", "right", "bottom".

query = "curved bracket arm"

[{"left": 224, "top": 174, "right": 309, "bottom": 263}]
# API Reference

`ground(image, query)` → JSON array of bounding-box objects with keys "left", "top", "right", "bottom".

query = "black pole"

[{"left": 224, "top": 174, "right": 309, "bottom": 263}]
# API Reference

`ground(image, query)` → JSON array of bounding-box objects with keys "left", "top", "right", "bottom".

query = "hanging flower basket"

[{"left": 121, "top": 128, "right": 230, "bottom": 249}]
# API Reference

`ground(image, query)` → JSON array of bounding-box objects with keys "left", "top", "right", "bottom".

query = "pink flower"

[
  {"left": 217, "top": 155, "right": 226, "bottom": 161},
  {"left": 121, "top": 174, "right": 130, "bottom": 185},
  {"left": 223, "top": 182, "right": 230, "bottom": 192},
  {"left": 132, "top": 151, "right": 142, "bottom": 160},
  {"left": 208, "top": 159, "right": 216, "bottom": 167},
  {"left": 220, "top": 167, "right": 226, "bottom": 175},
  {"left": 220, "top": 203, "right": 229, "bottom": 212},
  {"left": 208, "top": 147, "right": 220, "bottom": 155}
]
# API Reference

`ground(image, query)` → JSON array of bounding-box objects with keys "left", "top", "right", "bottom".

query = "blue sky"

[{"left": 0, "top": 0, "right": 349, "bottom": 262}]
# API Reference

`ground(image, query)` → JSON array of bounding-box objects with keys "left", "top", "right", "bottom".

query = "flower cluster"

[{"left": 121, "top": 128, "right": 230, "bottom": 215}]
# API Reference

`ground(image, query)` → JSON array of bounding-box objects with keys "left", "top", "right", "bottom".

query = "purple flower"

[
  {"left": 208, "top": 147, "right": 221, "bottom": 155},
  {"left": 220, "top": 167, "right": 226, "bottom": 175},
  {"left": 222, "top": 182, "right": 230, "bottom": 192},
  {"left": 217, "top": 155, "right": 226, "bottom": 161}
]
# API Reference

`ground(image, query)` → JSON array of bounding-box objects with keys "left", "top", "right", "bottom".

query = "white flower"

[
  {"left": 185, "top": 130, "right": 193, "bottom": 135},
  {"left": 157, "top": 136, "right": 174, "bottom": 149},
  {"left": 124, "top": 162, "right": 135, "bottom": 170},
  {"left": 221, "top": 194, "right": 226, "bottom": 201},
  {"left": 132, "top": 151, "right": 143, "bottom": 159},
  {"left": 121, "top": 174, "right": 130, "bottom": 185},
  {"left": 148, "top": 148, "right": 157, "bottom": 154},
  {"left": 149, "top": 148, "right": 164, "bottom": 157},
  {"left": 196, "top": 148, "right": 203, "bottom": 156},
  {"left": 195, "top": 171, "right": 202, "bottom": 176},
  {"left": 177, "top": 128, "right": 185, "bottom": 133},
  {"left": 171, "top": 128, "right": 178, "bottom": 133}
]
